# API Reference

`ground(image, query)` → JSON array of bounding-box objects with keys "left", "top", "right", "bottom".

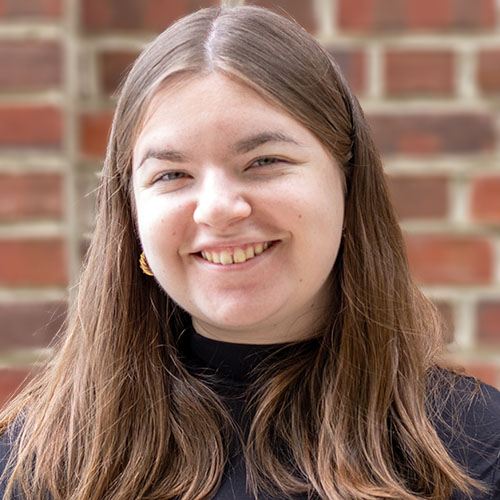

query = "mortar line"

[
  {"left": 63, "top": 0, "right": 81, "bottom": 296},
  {"left": 367, "top": 44, "right": 383, "bottom": 100},
  {"left": 452, "top": 298, "right": 476, "bottom": 349},
  {"left": 316, "top": 0, "right": 335, "bottom": 38},
  {"left": 450, "top": 172, "right": 469, "bottom": 225},
  {"left": 457, "top": 45, "right": 478, "bottom": 100}
]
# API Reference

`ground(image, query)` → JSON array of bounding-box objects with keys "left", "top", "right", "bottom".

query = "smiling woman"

[
  {"left": 1, "top": 6, "right": 500, "bottom": 500},
  {"left": 132, "top": 72, "right": 344, "bottom": 343}
]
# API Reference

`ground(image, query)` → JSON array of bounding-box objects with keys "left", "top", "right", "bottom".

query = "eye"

[
  {"left": 154, "top": 171, "right": 190, "bottom": 182},
  {"left": 249, "top": 157, "right": 281, "bottom": 168}
]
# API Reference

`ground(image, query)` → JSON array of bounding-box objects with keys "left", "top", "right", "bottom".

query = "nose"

[{"left": 193, "top": 171, "right": 252, "bottom": 229}]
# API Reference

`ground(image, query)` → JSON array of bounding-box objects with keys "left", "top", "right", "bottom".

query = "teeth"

[
  {"left": 233, "top": 248, "right": 246, "bottom": 263},
  {"left": 220, "top": 250, "right": 233, "bottom": 265},
  {"left": 200, "top": 242, "right": 272, "bottom": 265}
]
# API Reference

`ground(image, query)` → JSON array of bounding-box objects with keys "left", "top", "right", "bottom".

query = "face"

[{"left": 132, "top": 73, "right": 345, "bottom": 344}]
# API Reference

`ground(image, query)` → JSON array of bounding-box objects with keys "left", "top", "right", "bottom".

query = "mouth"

[{"left": 198, "top": 241, "right": 275, "bottom": 265}]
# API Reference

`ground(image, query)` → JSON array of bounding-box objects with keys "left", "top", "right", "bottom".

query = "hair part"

[{"left": 1, "top": 6, "right": 479, "bottom": 500}]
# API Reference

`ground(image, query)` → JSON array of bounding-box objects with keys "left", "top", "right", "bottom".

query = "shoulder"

[
  {"left": 428, "top": 369, "right": 500, "bottom": 499},
  {"left": 429, "top": 370, "right": 500, "bottom": 447},
  {"left": 0, "top": 421, "right": 23, "bottom": 499}
]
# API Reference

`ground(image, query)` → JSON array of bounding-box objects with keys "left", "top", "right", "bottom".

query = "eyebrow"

[
  {"left": 137, "top": 149, "right": 189, "bottom": 168},
  {"left": 232, "top": 131, "right": 302, "bottom": 154},
  {"left": 137, "top": 131, "right": 302, "bottom": 168}
]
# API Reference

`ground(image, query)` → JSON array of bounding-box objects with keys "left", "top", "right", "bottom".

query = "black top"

[
  {"left": 1, "top": 327, "right": 500, "bottom": 499},
  {"left": 181, "top": 328, "right": 500, "bottom": 500}
]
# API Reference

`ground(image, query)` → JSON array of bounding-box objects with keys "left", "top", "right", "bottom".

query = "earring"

[{"left": 139, "top": 252, "right": 154, "bottom": 276}]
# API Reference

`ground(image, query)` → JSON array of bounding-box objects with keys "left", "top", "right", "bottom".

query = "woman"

[{"left": 1, "top": 6, "right": 499, "bottom": 500}]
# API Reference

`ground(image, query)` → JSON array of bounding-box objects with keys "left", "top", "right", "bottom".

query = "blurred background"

[{"left": 0, "top": 0, "right": 499, "bottom": 405}]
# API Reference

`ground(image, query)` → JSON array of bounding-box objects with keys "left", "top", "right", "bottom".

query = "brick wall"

[{"left": 0, "top": 0, "right": 499, "bottom": 406}]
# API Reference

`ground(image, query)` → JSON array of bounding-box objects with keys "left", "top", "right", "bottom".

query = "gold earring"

[{"left": 139, "top": 252, "right": 154, "bottom": 276}]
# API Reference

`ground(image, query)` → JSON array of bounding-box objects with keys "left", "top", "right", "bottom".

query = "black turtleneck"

[
  {"left": 181, "top": 324, "right": 290, "bottom": 384},
  {"left": 180, "top": 326, "right": 311, "bottom": 500},
  {"left": 179, "top": 325, "right": 500, "bottom": 500}
]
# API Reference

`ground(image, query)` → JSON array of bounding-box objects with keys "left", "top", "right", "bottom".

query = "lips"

[{"left": 200, "top": 242, "right": 272, "bottom": 265}]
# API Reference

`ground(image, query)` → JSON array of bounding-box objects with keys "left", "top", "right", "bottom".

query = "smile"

[{"left": 200, "top": 242, "right": 273, "bottom": 265}]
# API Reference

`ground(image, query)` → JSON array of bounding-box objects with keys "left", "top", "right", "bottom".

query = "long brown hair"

[{"left": 0, "top": 6, "right": 478, "bottom": 499}]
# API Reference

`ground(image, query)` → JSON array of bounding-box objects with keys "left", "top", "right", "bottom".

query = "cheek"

[
  {"left": 299, "top": 179, "right": 344, "bottom": 232},
  {"left": 136, "top": 205, "right": 158, "bottom": 246},
  {"left": 299, "top": 184, "right": 344, "bottom": 268},
  {"left": 136, "top": 197, "right": 192, "bottom": 259},
  {"left": 140, "top": 215, "right": 176, "bottom": 249},
  {"left": 135, "top": 196, "right": 171, "bottom": 248}
]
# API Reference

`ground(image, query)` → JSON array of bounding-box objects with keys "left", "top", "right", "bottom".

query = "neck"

[{"left": 191, "top": 303, "right": 329, "bottom": 345}]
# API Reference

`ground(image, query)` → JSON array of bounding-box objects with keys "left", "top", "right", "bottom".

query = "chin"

[{"left": 205, "top": 312, "right": 272, "bottom": 330}]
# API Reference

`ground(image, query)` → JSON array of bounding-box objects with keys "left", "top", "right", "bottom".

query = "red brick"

[
  {"left": 82, "top": 0, "right": 218, "bottom": 32},
  {"left": 407, "top": 0, "right": 495, "bottom": 31},
  {"left": 478, "top": 50, "right": 500, "bottom": 94},
  {"left": 405, "top": 235, "right": 493, "bottom": 285},
  {"left": 387, "top": 175, "right": 448, "bottom": 220},
  {"left": 338, "top": 0, "right": 373, "bottom": 31},
  {"left": 0, "top": 106, "right": 62, "bottom": 150},
  {"left": 0, "top": 0, "right": 62, "bottom": 18},
  {"left": 99, "top": 50, "right": 140, "bottom": 95},
  {"left": 385, "top": 50, "right": 454, "bottom": 96},
  {"left": 0, "top": 173, "right": 63, "bottom": 221},
  {"left": 327, "top": 48, "right": 366, "bottom": 94},
  {"left": 0, "top": 239, "right": 67, "bottom": 286},
  {"left": 478, "top": 301, "right": 500, "bottom": 345},
  {"left": 0, "top": 301, "right": 66, "bottom": 350},
  {"left": 80, "top": 111, "right": 113, "bottom": 158},
  {"left": 0, "top": 42, "right": 62, "bottom": 91},
  {"left": 0, "top": 368, "right": 33, "bottom": 409},
  {"left": 368, "top": 113, "right": 495, "bottom": 155},
  {"left": 246, "top": 0, "right": 316, "bottom": 33},
  {"left": 471, "top": 175, "right": 500, "bottom": 223},
  {"left": 338, "top": 0, "right": 495, "bottom": 32}
]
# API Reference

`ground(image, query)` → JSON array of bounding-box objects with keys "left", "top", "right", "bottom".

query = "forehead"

[
  {"left": 134, "top": 72, "right": 317, "bottom": 152},
  {"left": 143, "top": 72, "right": 283, "bottom": 123}
]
